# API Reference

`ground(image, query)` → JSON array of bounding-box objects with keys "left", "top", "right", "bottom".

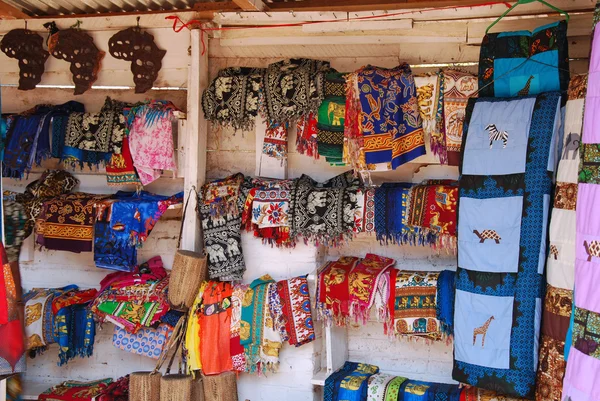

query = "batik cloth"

[
  {"left": 277, "top": 275, "right": 315, "bottom": 347},
  {"left": 200, "top": 281, "right": 233, "bottom": 375},
  {"left": 478, "top": 21, "right": 569, "bottom": 98},
  {"left": 460, "top": 387, "right": 527, "bottom": 401},
  {"left": 127, "top": 101, "right": 178, "bottom": 186},
  {"left": 35, "top": 193, "right": 110, "bottom": 253},
  {"left": 112, "top": 324, "right": 171, "bottom": 359},
  {"left": 318, "top": 72, "right": 347, "bottom": 166},
  {"left": 93, "top": 213, "right": 137, "bottom": 272},
  {"left": 261, "top": 58, "right": 330, "bottom": 124},
  {"left": 425, "top": 383, "right": 462, "bottom": 401},
  {"left": 0, "top": 243, "right": 25, "bottom": 376},
  {"left": 202, "top": 67, "right": 263, "bottom": 131},
  {"left": 64, "top": 98, "right": 126, "bottom": 168},
  {"left": 231, "top": 283, "right": 248, "bottom": 372},
  {"left": 296, "top": 113, "right": 319, "bottom": 159},
  {"left": 251, "top": 188, "right": 290, "bottom": 229},
  {"left": 394, "top": 271, "right": 442, "bottom": 341},
  {"left": 3, "top": 201, "right": 26, "bottom": 263},
  {"left": 344, "top": 72, "right": 366, "bottom": 171},
  {"left": 415, "top": 73, "right": 446, "bottom": 163},
  {"left": 2, "top": 108, "right": 46, "bottom": 178},
  {"left": 348, "top": 254, "right": 395, "bottom": 324},
  {"left": 186, "top": 281, "right": 206, "bottom": 373},
  {"left": 38, "top": 379, "right": 113, "bottom": 401},
  {"left": 454, "top": 92, "right": 561, "bottom": 398},
  {"left": 54, "top": 289, "right": 97, "bottom": 366},
  {"left": 200, "top": 176, "right": 246, "bottom": 281},
  {"left": 406, "top": 182, "right": 458, "bottom": 251},
  {"left": 108, "top": 191, "right": 182, "bottom": 247},
  {"left": 240, "top": 275, "right": 282, "bottom": 374},
  {"left": 442, "top": 70, "right": 478, "bottom": 166},
  {"left": 367, "top": 373, "right": 408, "bottom": 401},
  {"left": 436, "top": 270, "right": 455, "bottom": 338},
  {"left": 374, "top": 183, "right": 412, "bottom": 245},
  {"left": 324, "top": 361, "right": 379, "bottom": 401},
  {"left": 316, "top": 257, "right": 360, "bottom": 326},
  {"left": 290, "top": 173, "right": 361, "bottom": 246},
  {"left": 357, "top": 64, "right": 426, "bottom": 170},
  {"left": 24, "top": 288, "right": 62, "bottom": 351},
  {"left": 16, "top": 170, "right": 79, "bottom": 239},
  {"left": 106, "top": 135, "right": 141, "bottom": 187},
  {"left": 536, "top": 334, "right": 568, "bottom": 401},
  {"left": 262, "top": 121, "right": 288, "bottom": 161}
]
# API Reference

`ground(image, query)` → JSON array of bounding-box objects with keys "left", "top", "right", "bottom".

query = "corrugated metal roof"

[{"left": 1, "top": 0, "right": 301, "bottom": 17}]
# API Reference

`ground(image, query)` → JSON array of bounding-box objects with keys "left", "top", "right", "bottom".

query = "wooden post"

[{"left": 181, "top": 28, "right": 208, "bottom": 253}]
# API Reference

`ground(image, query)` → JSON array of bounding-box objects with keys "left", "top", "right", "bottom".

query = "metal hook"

[
  {"left": 136, "top": 16, "right": 140, "bottom": 28},
  {"left": 291, "top": 10, "right": 296, "bottom": 17},
  {"left": 333, "top": 12, "right": 337, "bottom": 18},
  {"left": 264, "top": 11, "right": 272, "bottom": 17},
  {"left": 24, "top": 20, "right": 27, "bottom": 30}
]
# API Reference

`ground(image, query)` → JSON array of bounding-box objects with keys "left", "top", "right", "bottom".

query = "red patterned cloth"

[
  {"left": 296, "top": 113, "right": 319, "bottom": 159},
  {"left": 106, "top": 136, "right": 141, "bottom": 188},
  {"left": 406, "top": 181, "right": 458, "bottom": 250},
  {"left": 348, "top": 254, "right": 395, "bottom": 324},
  {"left": 317, "top": 257, "right": 359, "bottom": 326},
  {"left": 38, "top": 379, "right": 113, "bottom": 401},
  {"left": 277, "top": 275, "right": 315, "bottom": 347},
  {"left": 52, "top": 288, "right": 98, "bottom": 315}
]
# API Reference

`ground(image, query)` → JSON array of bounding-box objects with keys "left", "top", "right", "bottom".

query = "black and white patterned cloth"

[{"left": 202, "top": 67, "right": 263, "bottom": 131}]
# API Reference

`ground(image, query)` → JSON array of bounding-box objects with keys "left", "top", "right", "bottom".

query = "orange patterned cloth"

[
  {"left": 348, "top": 254, "right": 395, "bottom": 324},
  {"left": 200, "top": 281, "right": 233, "bottom": 375}
]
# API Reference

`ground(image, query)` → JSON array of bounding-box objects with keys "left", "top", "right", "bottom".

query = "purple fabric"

[
  {"left": 563, "top": 348, "right": 600, "bottom": 401},
  {"left": 583, "top": 27, "right": 600, "bottom": 144}
]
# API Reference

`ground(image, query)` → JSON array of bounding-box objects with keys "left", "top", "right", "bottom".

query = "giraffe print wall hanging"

[
  {"left": 108, "top": 25, "right": 166, "bottom": 94},
  {"left": 0, "top": 29, "right": 49, "bottom": 91}
]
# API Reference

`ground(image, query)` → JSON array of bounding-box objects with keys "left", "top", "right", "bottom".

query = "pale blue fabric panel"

[
  {"left": 534, "top": 297, "right": 542, "bottom": 371},
  {"left": 455, "top": 290, "right": 514, "bottom": 369},
  {"left": 462, "top": 97, "right": 536, "bottom": 176},
  {"left": 458, "top": 196, "right": 523, "bottom": 273}
]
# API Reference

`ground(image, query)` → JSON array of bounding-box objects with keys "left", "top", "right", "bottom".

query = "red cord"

[{"left": 166, "top": 1, "right": 513, "bottom": 55}]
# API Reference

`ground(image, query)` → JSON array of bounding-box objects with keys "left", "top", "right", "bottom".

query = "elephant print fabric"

[
  {"left": 454, "top": 92, "right": 561, "bottom": 398},
  {"left": 393, "top": 271, "right": 442, "bottom": 342},
  {"left": 200, "top": 175, "right": 248, "bottom": 282}
]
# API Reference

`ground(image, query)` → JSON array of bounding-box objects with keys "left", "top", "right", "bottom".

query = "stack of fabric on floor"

[
  {"left": 316, "top": 255, "right": 455, "bottom": 342},
  {"left": 185, "top": 273, "right": 315, "bottom": 376},
  {"left": 37, "top": 376, "right": 129, "bottom": 401}
]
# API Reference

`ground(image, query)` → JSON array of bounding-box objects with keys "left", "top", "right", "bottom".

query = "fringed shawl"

[
  {"left": 3, "top": 200, "right": 26, "bottom": 263},
  {"left": 374, "top": 183, "right": 412, "bottom": 245},
  {"left": 415, "top": 73, "right": 447, "bottom": 164},
  {"left": 53, "top": 288, "right": 97, "bottom": 366},
  {"left": 277, "top": 275, "right": 315, "bottom": 347},
  {"left": 296, "top": 113, "right": 319, "bottom": 159},
  {"left": 318, "top": 72, "right": 347, "bottom": 166},
  {"left": 240, "top": 275, "right": 282, "bottom": 374},
  {"left": 202, "top": 67, "right": 263, "bottom": 131},
  {"left": 348, "top": 254, "right": 395, "bottom": 325},
  {"left": 3, "top": 108, "right": 46, "bottom": 179},
  {"left": 261, "top": 58, "right": 331, "bottom": 124},
  {"left": 326, "top": 361, "right": 380, "bottom": 401},
  {"left": 436, "top": 270, "right": 455, "bottom": 339},
  {"left": 262, "top": 121, "right": 288, "bottom": 161},
  {"left": 230, "top": 283, "right": 248, "bottom": 372},
  {"left": 290, "top": 172, "right": 361, "bottom": 246},
  {"left": 316, "top": 257, "right": 359, "bottom": 326}
]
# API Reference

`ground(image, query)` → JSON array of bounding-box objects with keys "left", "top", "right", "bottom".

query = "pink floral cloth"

[{"left": 128, "top": 103, "right": 177, "bottom": 186}]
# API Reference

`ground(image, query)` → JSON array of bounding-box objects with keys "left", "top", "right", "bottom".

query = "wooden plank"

[
  {"left": 301, "top": 18, "right": 413, "bottom": 33},
  {"left": 193, "top": 0, "right": 239, "bottom": 12},
  {"left": 181, "top": 28, "right": 208, "bottom": 253},
  {"left": 467, "top": 13, "right": 593, "bottom": 44},
  {"left": 266, "top": 0, "right": 499, "bottom": 12},
  {"left": 0, "top": 0, "right": 30, "bottom": 18},
  {"left": 214, "top": 0, "right": 595, "bottom": 25},
  {"left": 232, "top": 0, "right": 266, "bottom": 12}
]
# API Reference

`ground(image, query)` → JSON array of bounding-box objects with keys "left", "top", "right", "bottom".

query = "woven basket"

[
  {"left": 130, "top": 371, "right": 161, "bottom": 401},
  {"left": 169, "top": 251, "right": 206, "bottom": 310},
  {"left": 202, "top": 372, "right": 238, "bottom": 401},
  {"left": 160, "top": 374, "right": 193, "bottom": 401}
]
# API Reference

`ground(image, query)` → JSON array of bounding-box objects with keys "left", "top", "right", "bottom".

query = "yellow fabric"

[{"left": 186, "top": 282, "right": 207, "bottom": 374}]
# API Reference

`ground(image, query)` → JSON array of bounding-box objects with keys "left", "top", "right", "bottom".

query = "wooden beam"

[
  {"left": 181, "top": 28, "right": 208, "bottom": 253},
  {"left": 232, "top": 0, "right": 267, "bottom": 12},
  {"left": 30, "top": 8, "right": 215, "bottom": 21},
  {"left": 193, "top": 1, "right": 240, "bottom": 12},
  {"left": 266, "top": 0, "right": 499, "bottom": 12},
  {"left": 0, "top": 0, "right": 30, "bottom": 19}
]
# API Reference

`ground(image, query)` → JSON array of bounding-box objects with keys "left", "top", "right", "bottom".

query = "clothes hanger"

[{"left": 486, "top": 0, "right": 570, "bottom": 34}]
